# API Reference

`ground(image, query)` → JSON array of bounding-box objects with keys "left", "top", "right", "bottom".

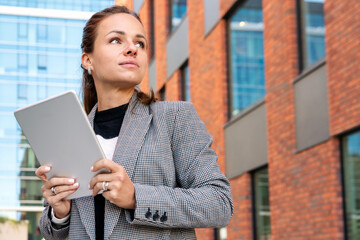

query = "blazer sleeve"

[
  {"left": 125, "top": 102, "right": 233, "bottom": 228},
  {"left": 39, "top": 200, "right": 70, "bottom": 239}
]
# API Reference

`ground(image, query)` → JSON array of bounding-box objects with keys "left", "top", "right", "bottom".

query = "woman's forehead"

[{"left": 98, "top": 13, "right": 146, "bottom": 37}]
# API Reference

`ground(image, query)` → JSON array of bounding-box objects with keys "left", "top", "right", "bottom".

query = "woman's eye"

[
  {"left": 135, "top": 41, "right": 145, "bottom": 48},
  {"left": 110, "top": 39, "right": 120, "bottom": 44}
]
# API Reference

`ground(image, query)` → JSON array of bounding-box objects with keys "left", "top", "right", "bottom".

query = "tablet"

[{"left": 14, "top": 90, "right": 105, "bottom": 199}]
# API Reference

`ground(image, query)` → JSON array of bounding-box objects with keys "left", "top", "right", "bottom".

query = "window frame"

[
  {"left": 296, "top": 0, "right": 326, "bottom": 72},
  {"left": 226, "top": 0, "right": 266, "bottom": 120},
  {"left": 251, "top": 166, "right": 271, "bottom": 240},
  {"left": 168, "top": 0, "right": 187, "bottom": 34},
  {"left": 340, "top": 128, "right": 360, "bottom": 240},
  {"left": 180, "top": 61, "right": 190, "bottom": 101}
]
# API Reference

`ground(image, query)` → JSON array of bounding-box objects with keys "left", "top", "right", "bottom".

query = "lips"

[{"left": 119, "top": 60, "right": 139, "bottom": 68}]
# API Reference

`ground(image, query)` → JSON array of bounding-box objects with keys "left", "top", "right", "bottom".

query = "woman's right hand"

[{"left": 35, "top": 165, "right": 80, "bottom": 219}]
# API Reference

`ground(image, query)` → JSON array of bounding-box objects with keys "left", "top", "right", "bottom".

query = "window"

[
  {"left": 298, "top": 0, "right": 326, "bottom": 69},
  {"left": 17, "top": 84, "right": 27, "bottom": 100},
  {"left": 18, "top": 22, "right": 28, "bottom": 38},
  {"left": 253, "top": 167, "right": 271, "bottom": 240},
  {"left": 228, "top": 0, "right": 265, "bottom": 116},
  {"left": 149, "top": 0, "right": 155, "bottom": 59},
  {"left": 37, "top": 24, "right": 47, "bottom": 41},
  {"left": 181, "top": 63, "right": 190, "bottom": 101},
  {"left": 158, "top": 86, "right": 166, "bottom": 101},
  {"left": 18, "top": 54, "right": 28, "bottom": 72},
  {"left": 342, "top": 131, "right": 360, "bottom": 239},
  {"left": 169, "top": 0, "right": 187, "bottom": 32},
  {"left": 37, "top": 54, "right": 47, "bottom": 72}
]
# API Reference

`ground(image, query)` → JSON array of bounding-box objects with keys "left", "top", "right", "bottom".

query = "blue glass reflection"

[
  {"left": 303, "top": 0, "right": 326, "bottom": 67},
  {"left": 343, "top": 132, "right": 360, "bottom": 239},
  {"left": 229, "top": 0, "right": 265, "bottom": 116},
  {"left": 171, "top": 0, "right": 187, "bottom": 31},
  {"left": 0, "top": 0, "right": 115, "bottom": 12}
]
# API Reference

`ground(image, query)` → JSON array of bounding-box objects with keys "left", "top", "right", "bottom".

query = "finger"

[
  {"left": 35, "top": 165, "right": 52, "bottom": 182},
  {"left": 102, "top": 190, "right": 115, "bottom": 203},
  {"left": 44, "top": 177, "right": 75, "bottom": 189},
  {"left": 92, "top": 181, "right": 113, "bottom": 196},
  {"left": 91, "top": 159, "right": 118, "bottom": 173},
  {"left": 89, "top": 173, "right": 114, "bottom": 190},
  {"left": 50, "top": 182, "right": 79, "bottom": 196},
  {"left": 47, "top": 189, "right": 78, "bottom": 206}
]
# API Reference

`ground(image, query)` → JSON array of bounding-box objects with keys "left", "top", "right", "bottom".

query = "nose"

[{"left": 124, "top": 42, "right": 137, "bottom": 57}]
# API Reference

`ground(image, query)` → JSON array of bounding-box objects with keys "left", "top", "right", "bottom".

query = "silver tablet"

[{"left": 14, "top": 90, "right": 105, "bottom": 199}]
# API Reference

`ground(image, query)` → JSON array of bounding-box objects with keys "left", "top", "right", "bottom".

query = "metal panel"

[
  {"left": 225, "top": 101, "right": 268, "bottom": 179},
  {"left": 148, "top": 59, "right": 156, "bottom": 91},
  {"left": 204, "top": 0, "right": 220, "bottom": 36},
  {"left": 166, "top": 17, "right": 189, "bottom": 79},
  {"left": 294, "top": 63, "right": 329, "bottom": 151},
  {"left": 133, "top": 0, "right": 145, "bottom": 13}
]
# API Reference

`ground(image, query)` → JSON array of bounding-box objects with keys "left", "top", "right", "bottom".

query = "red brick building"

[{"left": 124, "top": 0, "right": 360, "bottom": 239}]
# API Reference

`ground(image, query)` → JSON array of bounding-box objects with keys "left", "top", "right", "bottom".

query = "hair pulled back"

[{"left": 81, "top": 5, "right": 156, "bottom": 114}]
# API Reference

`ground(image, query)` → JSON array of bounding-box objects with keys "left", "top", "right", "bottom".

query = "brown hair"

[{"left": 81, "top": 5, "right": 156, "bottom": 114}]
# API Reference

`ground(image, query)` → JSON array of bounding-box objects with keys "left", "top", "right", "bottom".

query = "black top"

[{"left": 93, "top": 103, "right": 128, "bottom": 240}]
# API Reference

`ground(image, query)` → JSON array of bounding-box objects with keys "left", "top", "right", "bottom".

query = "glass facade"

[
  {"left": 170, "top": 0, "right": 187, "bottom": 32},
  {"left": 229, "top": 0, "right": 265, "bottom": 116},
  {"left": 0, "top": 1, "right": 114, "bottom": 239},
  {"left": 301, "top": 0, "right": 326, "bottom": 68},
  {"left": 342, "top": 132, "right": 360, "bottom": 239},
  {"left": 0, "top": 0, "right": 113, "bottom": 11},
  {"left": 182, "top": 63, "right": 190, "bottom": 101},
  {"left": 253, "top": 168, "right": 271, "bottom": 240}
]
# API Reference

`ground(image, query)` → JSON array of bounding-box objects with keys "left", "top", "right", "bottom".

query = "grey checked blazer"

[{"left": 40, "top": 92, "right": 233, "bottom": 239}]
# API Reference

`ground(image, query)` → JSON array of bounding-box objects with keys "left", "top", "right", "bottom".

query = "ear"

[{"left": 81, "top": 52, "right": 92, "bottom": 70}]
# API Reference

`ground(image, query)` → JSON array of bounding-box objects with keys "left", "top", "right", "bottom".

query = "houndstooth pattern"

[{"left": 39, "top": 92, "right": 233, "bottom": 239}]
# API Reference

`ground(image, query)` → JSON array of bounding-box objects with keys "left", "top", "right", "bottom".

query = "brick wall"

[
  {"left": 264, "top": 0, "right": 344, "bottom": 239},
  {"left": 325, "top": 0, "right": 360, "bottom": 135}
]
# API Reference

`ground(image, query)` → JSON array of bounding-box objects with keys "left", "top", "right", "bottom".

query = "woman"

[{"left": 36, "top": 6, "right": 233, "bottom": 240}]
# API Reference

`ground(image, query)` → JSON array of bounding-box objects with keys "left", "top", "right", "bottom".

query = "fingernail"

[
  {"left": 73, "top": 182, "right": 79, "bottom": 187},
  {"left": 90, "top": 166, "right": 93, "bottom": 171},
  {"left": 68, "top": 179, "right": 74, "bottom": 184},
  {"left": 88, "top": 184, "right": 91, "bottom": 189},
  {"left": 44, "top": 166, "right": 51, "bottom": 171}
]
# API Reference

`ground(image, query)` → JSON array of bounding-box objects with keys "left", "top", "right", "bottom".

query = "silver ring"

[
  {"left": 51, "top": 186, "right": 57, "bottom": 195},
  {"left": 102, "top": 181, "right": 109, "bottom": 191}
]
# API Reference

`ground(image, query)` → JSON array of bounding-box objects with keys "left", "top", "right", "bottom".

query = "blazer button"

[
  {"left": 145, "top": 207, "right": 152, "bottom": 219},
  {"left": 160, "top": 212, "right": 168, "bottom": 222},
  {"left": 153, "top": 210, "right": 160, "bottom": 221}
]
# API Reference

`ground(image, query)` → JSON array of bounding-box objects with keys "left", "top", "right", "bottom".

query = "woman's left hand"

[{"left": 89, "top": 159, "right": 136, "bottom": 209}]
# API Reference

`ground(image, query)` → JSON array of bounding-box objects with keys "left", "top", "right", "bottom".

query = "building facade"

[
  {"left": 0, "top": 1, "right": 114, "bottom": 239},
  {"left": 132, "top": 0, "right": 360, "bottom": 239}
]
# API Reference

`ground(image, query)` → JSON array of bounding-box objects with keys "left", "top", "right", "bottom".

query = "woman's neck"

[{"left": 96, "top": 87, "right": 135, "bottom": 112}]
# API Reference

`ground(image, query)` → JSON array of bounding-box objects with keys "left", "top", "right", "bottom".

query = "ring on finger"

[
  {"left": 51, "top": 186, "right": 57, "bottom": 195},
  {"left": 102, "top": 181, "right": 109, "bottom": 191}
]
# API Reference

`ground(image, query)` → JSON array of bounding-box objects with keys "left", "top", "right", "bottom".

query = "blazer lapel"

[
  {"left": 104, "top": 93, "right": 153, "bottom": 239},
  {"left": 75, "top": 196, "right": 96, "bottom": 240}
]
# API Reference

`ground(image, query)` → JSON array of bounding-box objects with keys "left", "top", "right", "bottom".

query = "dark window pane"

[
  {"left": 182, "top": 64, "right": 190, "bottom": 101},
  {"left": 343, "top": 132, "right": 360, "bottom": 239},
  {"left": 254, "top": 168, "right": 271, "bottom": 240},
  {"left": 229, "top": 0, "right": 265, "bottom": 116}
]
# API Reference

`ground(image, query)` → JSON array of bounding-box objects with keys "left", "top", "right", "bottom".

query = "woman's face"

[{"left": 86, "top": 13, "right": 148, "bottom": 89}]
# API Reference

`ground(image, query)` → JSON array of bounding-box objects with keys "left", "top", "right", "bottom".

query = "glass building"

[
  {"left": 0, "top": 1, "right": 114, "bottom": 239},
  {"left": 229, "top": 0, "right": 265, "bottom": 116}
]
